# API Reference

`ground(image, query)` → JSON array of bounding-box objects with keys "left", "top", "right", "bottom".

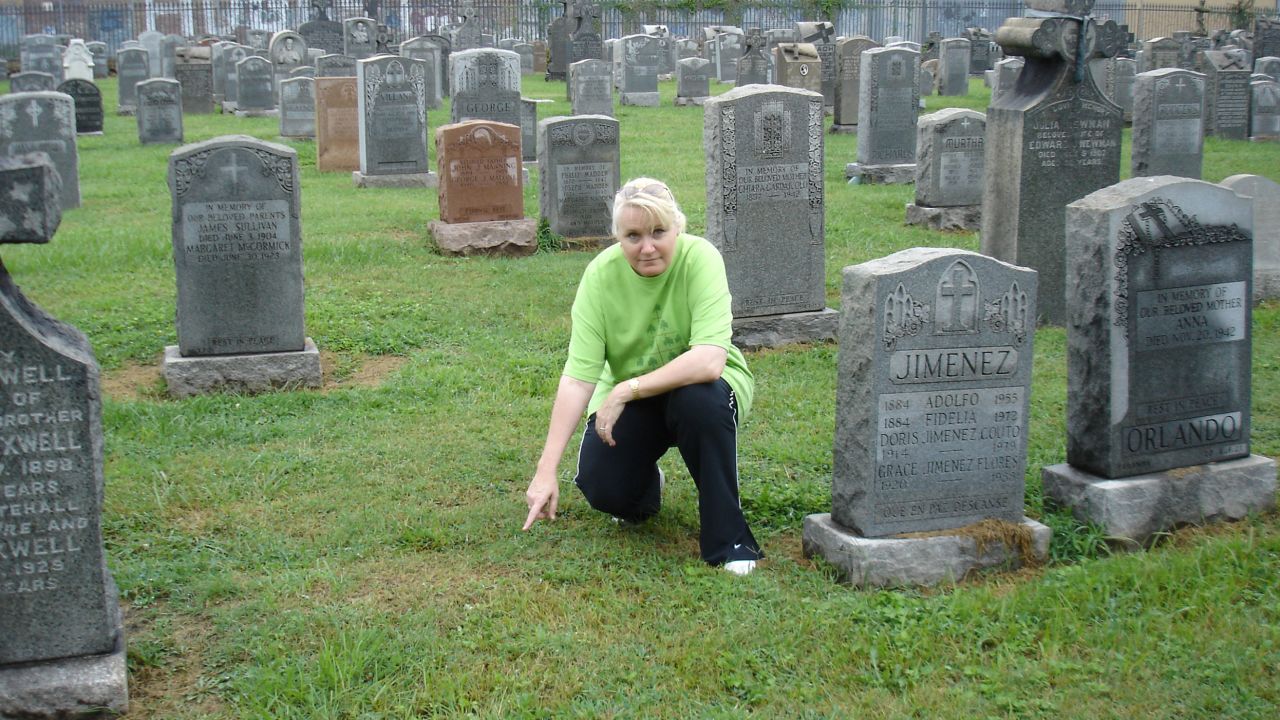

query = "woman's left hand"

[{"left": 594, "top": 384, "right": 630, "bottom": 447}]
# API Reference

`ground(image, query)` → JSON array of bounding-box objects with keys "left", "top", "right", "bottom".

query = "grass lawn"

[{"left": 2, "top": 74, "right": 1277, "bottom": 718}]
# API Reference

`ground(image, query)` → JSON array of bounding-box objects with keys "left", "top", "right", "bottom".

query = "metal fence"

[{"left": 0, "top": 0, "right": 1269, "bottom": 58}]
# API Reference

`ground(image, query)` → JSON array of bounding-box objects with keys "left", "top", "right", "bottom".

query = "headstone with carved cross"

[
  {"left": 980, "top": 0, "right": 1124, "bottom": 325},
  {"left": 354, "top": 56, "right": 434, "bottom": 188},
  {"left": 738, "top": 29, "right": 771, "bottom": 86},
  {"left": 906, "top": 108, "right": 986, "bottom": 231},
  {"left": 1043, "top": 175, "right": 1277, "bottom": 545},
  {"left": 802, "top": 247, "right": 1049, "bottom": 588},
  {"left": 136, "top": 78, "right": 183, "bottom": 145},
  {"left": 1131, "top": 68, "right": 1205, "bottom": 179},
  {"left": 164, "top": 136, "right": 320, "bottom": 396},
  {"left": 1202, "top": 49, "right": 1253, "bottom": 139},
  {"left": 0, "top": 91, "right": 80, "bottom": 210},
  {"left": 0, "top": 152, "right": 129, "bottom": 720},
  {"left": 450, "top": 49, "right": 522, "bottom": 129},
  {"left": 846, "top": 46, "right": 920, "bottom": 185},
  {"left": 545, "top": 0, "right": 570, "bottom": 81}
]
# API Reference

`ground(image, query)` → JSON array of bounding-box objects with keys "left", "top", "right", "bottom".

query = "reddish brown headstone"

[
  {"left": 315, "top": 77, "right": 359, "bottom": 172},
  {"left": 435, "top": 120, "right": 523, "bottom": 224}
]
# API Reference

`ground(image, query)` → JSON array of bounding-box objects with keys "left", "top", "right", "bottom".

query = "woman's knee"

[{"left": 668, "top": 381, "right": 735, "bottom": 430}]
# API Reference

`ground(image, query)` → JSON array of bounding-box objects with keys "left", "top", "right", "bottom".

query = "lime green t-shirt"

[{"left": 563, "top": 233, "right": 755, "bottom": 421}]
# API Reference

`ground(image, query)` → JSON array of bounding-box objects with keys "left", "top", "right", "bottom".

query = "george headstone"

[
  {"left": 832, "top": 36, "right": 880, "bottom": 131},
  {"left": 675, "top": 57, "right": 711, "bottom": 106},
  {"left": 61, "top": 39, "right": 94, "bottom": 82},
  {"left": 315, "top": 77, "right": 360, "bottom": 172},
  {"left": 0, "top": 154, "right": 129, "bottom": 718},
  {"left": 279, "top": 77, "right": 316, "bottom": 139},
  {"left": 136, "top": 78, "right": 183, "bottom": 145},
  {"left": 796, "top": 21, "right": 837, "bottom": 105},
  {"left": 234, "top": 56, "right": 276, "bottom": 116},
  {"left": 618, "top": 35, "right": 660, "bottom": 106},
  {"left": 8, "top": 72, "right": 56, "bottom": 94},
  {"left": 164, "top": 136, "right": 320, "bottom": 395},
  {"left": 56, "top": 79, "right": 104, "bottom": 135},
  {"left": 569, "top": 59, "right": 613, "bottom": 116},
  {"left": 991, "top": 56, "right": 1024, "bottom": 104},
  {"left": 937, "top": 38, "right": 971, "bottom": 96},
  {"left": 906, "top": 109, "right": 985, "bottom": 231},
  {"left": 846, "top": 47, "right": 920, "bottom": 185},
  {"left": 175, "top": 61, "right": 215, "bottom": 114},
  {"left": 116, "top": 48, "right": 150, "bottom": 115},
  {"left": 450, "top": 49, "right": 522, "bottom": 129},
  {"left": 803, "top": 247, "right": 1048, "bottom": 587},
  {"left": 1221, "top": 174, "right": 1280, "bottom": 302},
  {"left": 355, "top": 56, "right": 433, "bottom": 188},
  {"left": 1043, "top": 176, "right": 1276, "bottom": 544},
  {"left": 1250, "top": 79, "right": 1280, "bottom": 140},
  {"left": 738, "top": 29, "right": 771, "bottom": 86},
  {"left": 536, "top": 114, "right": 619, "bottom": 244},
  {"left": 774, "top": 43, "right": 823, "bottom": 96},
  {"left": 269, "top": 31, "right": 308, "bottom": 94},
  {"left": 704, "top": 84, "right": 836, "bottom": 349},
  {"left": 316, "top": 53, "right": 357, "bottom": 78},
  {"left": 429, "top": 120, "right": 536, "bottom": 256},
  {"left": 981, "top": 12, "right": 1124, "bottom": 325},
  {"left": 1131, "top": 68, "right": 1205, "bottom": 179},
  {"left": 1202, "top": 49, "right": 1253, "bottom": 139},
  {"left": 0, "top": 92, "right": 79, "bottom": 210},
  {"left": 344, "top": 18, "right": 377, "bottom": 60},
  {"left": 86, "top": 41, "right": 108, "bottom": 79}
]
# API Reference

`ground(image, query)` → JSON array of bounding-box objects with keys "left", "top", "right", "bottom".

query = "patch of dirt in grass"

[
  {"left": 101, "top": 361, "right": 164, "bottom": 402},
  {"left": 126, "top": 606, "right": 225, "bottom": 719},
  {"left": 99, "top": 353, "right": 410, "bottom": 401},
  {"left": 322, "top": 351, "right": 409, "bottom": 389}
]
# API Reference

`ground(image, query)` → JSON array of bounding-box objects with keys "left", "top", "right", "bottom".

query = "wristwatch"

[{"left": 628, "top": 377, "right": 640, "bottom": 401}]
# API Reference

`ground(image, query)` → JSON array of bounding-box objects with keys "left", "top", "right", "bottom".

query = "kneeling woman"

[{"left": 521, "top": 178, "right": 762, "bottom": 575}]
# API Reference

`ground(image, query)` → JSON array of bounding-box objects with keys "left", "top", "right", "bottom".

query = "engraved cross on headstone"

[
  {"left": 1129, "top": 202, "right": 1176, "bottom": 244},
  {"left": 938, "top": 265, "right": 978, "bottom": 332},
  {"left": 221, "top": 153, "right": 248, "bottom": 191}
]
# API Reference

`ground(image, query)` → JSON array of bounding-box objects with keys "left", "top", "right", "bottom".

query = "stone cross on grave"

[{"left": 937, "top": 262, "right": 978, "bottom": 332}]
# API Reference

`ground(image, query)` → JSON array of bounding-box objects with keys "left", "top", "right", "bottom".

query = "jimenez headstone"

[
  {"left": 315, "top": 77, "right": 360, "bottom": 172},
  {"left": 537, "top": 114, "right": 619, "bottom": 243},
  {"left": 0, "top": 92, "right": 79, "bottom": 210},
  {"left": 1131, "top": 68, "right": 1205, "bottom": 179},
  {"left": 56, "top": 79, "right": 103, "bottom": 135}
]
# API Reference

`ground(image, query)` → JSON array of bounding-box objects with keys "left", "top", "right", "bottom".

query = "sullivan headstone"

[
  {"left": 846, "top": 46, "right": 920, "bottom": 185},
  {"left": 57, "top": 79, "right": 104, "bottom": 135},
  {"left": 164, "top": 136, "right": 321, "bottom": 395},
  {"left": 0, "top": 92, "right": 80, "bottom": 210},
  {"left": 1220, "top": 174, "right": 1280, "bottom": 301},
  {"left": 1131, "top": 68, "right": 1205, "bottom": 178},
  {"left": 429, "top": 120, "right": 536, "bottom": 256},
  {"left": 1043, "top": 176, "right": 1276, "bottom": 544},
  {"left": 315, "top": 77, "right": 360, "bottom": 172},
  {"left": 355, "top": 56, "right": 433, "bottom": 188},
  {"left": 906, "top": 109, "right": 985, "bottom": 231},
  {"left": 704, "top": 84, "right": 837, "bottom": 348},
  {"left": 537, "top": 114, "right": 619, "bottom": 245}
]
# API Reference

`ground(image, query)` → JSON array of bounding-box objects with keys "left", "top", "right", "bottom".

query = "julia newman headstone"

[
  {"left": 0, "top": 154, "right": 128, "bottom": 718},
  {"left": 980, "top": 4, "right": 1124, "bottom": 325},
  {"left": 0, "top": 92, "right": 80, "bottom": 211},
  {"left": 164, "top": 136, "right": 321, "bottom": 396},
  {"left": 1042, "top": 176, "right": 1277, "bottom": 545},
  {"left": 429, "top": 120, "right": 536, "bottom": 257},
  {"left": 906, "top": 109, "right": 985, "bottom": 231},
  {"left": 354, "top": 56, "right": 433, "bottom": 188},
  {"left": 846, "top": 46, "right": 919, "bottom": 185},
  {"left": 1131, "top": 68, "right": 1205, "bottom": 179},
  {"left": 704, "top": 84, "right": 837, "bottom": 349},
  {"left": 537, "top": 114, "right": 619, "bottom": 245},
  {"left": 803, "top": 248, "right": 1049, "bottom": 587}
]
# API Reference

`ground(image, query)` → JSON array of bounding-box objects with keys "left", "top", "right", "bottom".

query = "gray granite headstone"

[
  {"left": 715, "top": 33, "right": 741, "bottom": 84},
  {"left": 210, "top": 41, "right": 234, "bottom": 100},
  {"left": 1221, "top": 174, "right": 1280, "bottom": 301},
  {"left": 235, "top": 56, "right": 275, "bottom": 113},
  {"left": 24, "top": 42, "right": 63, "bottom": 83},
  {"left": 1258, "top": 17, "right": 1280, "bottom": 60},
  {"left": 168, "top": 136, "right": 304, "bottom": 356},
  {"left": 316, "top": 53, "right": 357, "bottom": 78},
  {"left": 299, "top": 16, "right": 344, "bottom": 56},
  {"left": 774, "top": 43, "right": 822, "bottom": 96},
  {"left": 991, "top": 57, "right": 1024, "bottom": 103},
  {"left": 519, "top": 98, "right": 543, "bottom": 163},
  {"left": 796, "top": 21, "right": 836, "bottom": 105},
  {"left": 1143, "top": 37, "right": 1181, "bottom": 71},
  {"left": 619, "top": 34, "right": 660, "bottom": 106},
  {"left": 56, "top": 80, "right": 103, "bottom": 135},
  {"left": 914, "top": 108, "right": 986, "bottom": 208},
  {"left": 136, "top": 78, "right": 183, "bottom": 145},
  {"left": 536, "top": 114, "right": 619, "bottom": 241},
  {"left": 704, "top": 84, "right": 826, "bottom": 319},
  {"left": 0, "top": 93, "right": 79, "bottom": 210},
  {"left": 357, "top": 57, "right": 430, "bottom": 177},
  {"left": 514, "top": 43, "right": 534, "bottom": 74},
  {"left": 269, "top": 31, "right": 308, "bottom": 94},
  {"left": 569, "top": 59, "right": 613, "bottom": 116},
  {"left": 1091, "top": 57, "right": 1137, "bottom": 122},
  {"left": 853, "top": 47, "right": 920, "bottom": 172},
  {"left": 344, "top": 18, "right": 378, "bottom": 60},
  {"left": 1251, "top": 79, "right": 1280, "bottom": 139},
  {"left": 116, "top": 48, "right": 150, "bottom": 114},
  {"left": 221, "top": 45, "right": 250, "bottom": 107},
  {"left": 450, "top": 49, "right": 521, "bottom": 128},
  {"left": 138, "top": 31, "right": 166, "bottom": 79},
  {"left": 545, "top": 11, "right": 568, "bottom": 81},
  {"left": 1203, "top": 49, "right": 1252, "bottom": 139},
  {"left": 400, "top": 38, "right": 443, "bottom": 107},
  {"left": 1132, "top": 68, "right": 1205, "bottom": 179},
  {"left": 737, "top": 29, "right": 771, "bottom": 86},
  {"left": 832, "top": 248, "right": 1036, "bottom": 537},
  {"left": 9, "top": 72, "right": 55, "bottom": 93},
  {"left": 938, "top": 38, "right": 971, "bottom": 96},
  {"left": 832, "top": 37, "right": 880, "bottom": 129},
  {"left": 86, "top": 41, "right": 108, "bottom": 79},
  {"left": 675, "top": 57, "right": 711, "bottom": 103},
  {"left": 279, "top": 77, "right": 316, "bottom": 139},
  {"left": 1256, "top": 56, "right": 1280, "bottom": 82},
  {"left": 965, "top": 28, "right": 995, "bottom": 73},
  {"left": 246, "top": 28, "right": 269, "bottom": 51},
  {"left": 176, "top": 61, "right": 215, "bottom": 114}
]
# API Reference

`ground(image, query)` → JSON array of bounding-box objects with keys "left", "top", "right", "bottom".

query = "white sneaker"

[{"left": 724, "top": 560, "right": 756, "bottom": 576}]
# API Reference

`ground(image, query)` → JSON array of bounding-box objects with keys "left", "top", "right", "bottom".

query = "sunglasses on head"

[{"left": 620, "top": 183, "right": 671, "bottom": 199}]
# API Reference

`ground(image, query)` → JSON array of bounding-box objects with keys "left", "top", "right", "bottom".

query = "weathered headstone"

[
  {"left": 22, "top": 40, "right": 62, "bottom": 83},
  {"left": 536, "top": 114, "right": 619, "bottom": 244},
  {"left": 116, "top": 48, "right": 150, "bottom": 116},
  {"left": 991, "top": 56, "right": 1024, "bottom": 104},
  {"left": 279, "top": 77, "right": 316, "bottom": 139},
  {"left": 316, "top": 53, "right": 357, "bottom": 78},
  {"left": 567, "top": 1, "right": 604, "bottom": 72},
  {"left": 846, "top": 46, "right": 920, "bottom": 185},
  {"left": 938, "top": 38, "right": 971, "bottom": 96},
  {"left": 796, "top": 21, "right": 837, "bottom": 105},
  {"left": 450, "top": 49, "right": 522, "bottom": 129},
  {"left": 774, "top": 43, "right": 823, "bottom": 96},
  {"left": 1131, "top": 68, "right": 1205, "bottom": 179},
  {"left": 715, "top": 32, "right": 742, "bottom": 84},
  {"left": 9, "top": 72, "right": 56, "bottom": 94},
  {"left": 61, "top": 39, "right": 94, "bottom": 82},
  {"left": 520, "top": 98, "right": 549, "bottom": 165},
  {"left": 164, "top": 136, "right": 320, "bottom": 395},
  {"left": 545, "top": 4, "right": 569, "bottom": 81},
  {"left": 56, "top": 79, "right": 103, "bottom": 135},
  {"left": 299, "top": 9, "right": 344, "bottom": 56},
  {"left": 964, "top": 27, "right": 996, "bottom": 73},
  {"left": 344, "top": 18, "right": 377, "bottom": 60},
  {"left": 175, "top": 61, "right": 215, "bottom": 114},
  {"left": 269, "top": 31, "right": 308, "bottom": 94},
  {"left": 569, "top": 58, "right": 613, "bottom": 116},
  {"left": 1221, "top": 174, "right": 1280, "bottom": 302},
  {"left": 738, "top": 29, "right": 771, "bottom": 86},
  {"left": 1203, "top": 49, "right": 1253, "bottom": 139},
  {"left": 0, "top": 92, "right": 79, "bottom": 210},
  {"left": 400, "top": 37, "right": 443, "bottom": 108},
  {"left": 138, "top": 31, "right": 171, "bottom": 79},
  {"left": 804, "top": 248, "right": 1048, "bottom": 587},
  {"left": 246, "top": 28, "right": 269, "bottom": 52},
  {"left": 619, "top": 35, "right": 660, "bottom": 106},
  {"left": 1089, "top": 57, "right": 1137, "bottom": 122},
  {"left": 704, "top": 84, "right": 836, "bottom": 349},
  {"left": 980, "top": 9, "right": 1124, "bottom": 325},
  {"left": 315, "top": 77, "right": 360, "bottom": 172},
  {"left": 429, "top": 120, "right": 535, "bottom": 256},
  {"left": 1256, "top": 56, "right": 1280, "bottom": 82},
  {"left": 832, "top": 36, "right": 880, "bottom": 132},
  {"left": 906, "top": 109, "right": 985, "bottom": 231},
  {"left": 1254, "top": 16, "right": 1280, "bottom": 60},
  {"left": 1143, "top": 37, "right": 1182, "bottom": 71},
  {"left": 675, "top": 57, "right": 711, "bottom": 106},
  {"left": 136, "top": 78, "right": 183, "bottom": 145},
  {"left": 0, "top": 154, "right": 129, "bottom": 719},
  {"left": 533, "top": 40, "right": 548, "bottom": 73},
  {"left": 210, "top": 41, "right": 233, "bottom": 102},
  {"left": 355, "top": 56, "right": 433, "bottom": 188},
  {"left": 86, "top": 41, "right": 108, "bottom": 79},
  {"left": 235, "top": 56, "right": 275, "bottom": 116},
  {"left": 1043, "top": 176, "right": 1276, "bottom": 544},
  {"left": 1250, "top": 79, "right": 1280, "bottom": 140},
  {"left": 220, "top": 45, "right": 251, "bottom": 111}
]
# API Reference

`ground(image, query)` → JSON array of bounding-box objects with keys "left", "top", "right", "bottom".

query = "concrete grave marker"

[
  {"left": 774, "top": 43, "right": 822, "bottom": 96},
  {"left": 316, "top": 53, "right": 357, "bottom": 77},
  {"left": 61, "top": 39, "right": 94, "bottom": 82},
  {"left": 737, "top": 29, "right": 771, "bottom": 86},
  {"left": 315, "top": 77, "right": 360, "bottom": 172},
  {"left": 796, "top": 21, "right": 836, "bottom": 104},
  {"left": 906, "top": 109, "right": 985, "bottom": 231},
  {"left": 86, "top": 41, "right": 108, "bottom": 79}
]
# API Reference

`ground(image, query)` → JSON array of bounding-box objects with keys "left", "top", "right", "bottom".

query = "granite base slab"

[
  {"left": 802, "top": 513, "right": 1051, "bottom": 588},
  {"left": 233, "top": 108, "right": 278, "bottom": 118},
  {"left": 163, "top": 338, "right": 323, "bottom": 397},
  {"left": 904, "top": 202, "right": 982, "bottom": 231},
  {"left": 731, "top": 308, "right": 839, "bottom": 350},
  {"left": 620, "top": 92, "right": 660, "bottom": 107},
  {"left": 1043, "top": 455, "right": 1277, "bottom": 547},
  {"left": 429, "top": 217, "right": 538, "bottom": 257},
  {"left": 674, "top": 96, "right": 708, "bottom": 106},
  {"left": 828, "top": 124, "right": 857, "bottom": 134},
  {"left": 845, "top": 162, "right": 916, "bottom": 184},
  {"left": 0, "top": 608, "right": 128, "bottom": 718},
  {"left": 352, "top": 171, "right": 439, "bottom": 188}
]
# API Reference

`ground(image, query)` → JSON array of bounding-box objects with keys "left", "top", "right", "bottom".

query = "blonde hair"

[{"left": 611, "top": 177, "right": 687, "bottom": 240}]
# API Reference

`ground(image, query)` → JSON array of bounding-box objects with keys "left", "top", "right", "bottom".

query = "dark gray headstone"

[
  {"left": 221, "top": 45, "right": 250, "bottom": 106},
  {"left": 545, "top": 14, "right": 568, "bottom": 81},
  {"left": 938, "top": 38, "right": 971, "bottom": 96},
  {"left": 56, "top": 80, "right": 103, "bottom": 135},
  {"left": 715, "top": 33, "right": 741, "bottom": 84},
  {"left": 8, "top": 72, "right": 56, "bottom": 94},
  {"left": 676, "top": 57, "right": 711, "bottom": 100},
  {"left": 1132, "top": 68, "right": 1205, "bottom": 179},
  {"left": 235, "top": 56, "right": 275, "bottom": 112},
  {"left": 357, "top": 57, "right": 430, "bottom": 176},
  {"left": 0, "top": 93, "right": 79, "bottom": 210},
  {"left": 1253, "top": 79, "right": 1280, "bottom": 139},
  {"left": 137, "top": 78, "right": 183, "bottom": 145},
  {"left": 738, "top": 29, "right": 771, "bottom": 86},
  {"left": 400, "top": 38, "right": 443, "bottom": 107},
  {"left": 86, "top": 41, "right": 109, "bottom": 79},
  {"left": 1065, "top": 177, "right": 1253, "bottom": 477},
  {"left": 834, "top": 248, "right": 1036, "bottom": 536},
  {"left": 1203, "top": 49, "right": 1252, "bottom": 138},
  {"left": 23, "top": 43, "right": 63, "bottom": 83},
  {"left": 915, "top": 108, "right": 985, "bottom": 207},
  {"left": 176, "top": 62, "right": 214, "bottom": 114},
  {"left": 116, "top": 48, "right": 150, "bottom": 113},
  {"left": 1257, "top": 17, "right": 1280, "bottom": 60},
  {"left": 316, "top": 53, "right": 357, "bottom": 78},
  {"left": 536, "top": 115, "right": 619, "bottom": 239},
  {"left": 450, "top": 49, "right": 521, "bottom": 128},
  {"left": 169, "top": 136, "right": 304, "bottom": 356},
  {"left": 619, "top": 34, "right": 660, "bottom": 106},
  {"left": 299, "top": 17, "right": 344, "bottom": 56},
  {"left": 569, "top": 59, "right": 613, "bottom": 116},
  {"left": 857, "top": 47, "right": 920, "bottom": 166},
  {"left": 833, "top": 37, "right": 880, "bottom": 127},
  {"left": 279, "top": 77, "right": 316, "bottom": 139},
  {"left": 704, "top": 84, "right": 825, "bottom": 319},
  {"left": 991, "top": 57, "right": 1024, "bottom": 103}
]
